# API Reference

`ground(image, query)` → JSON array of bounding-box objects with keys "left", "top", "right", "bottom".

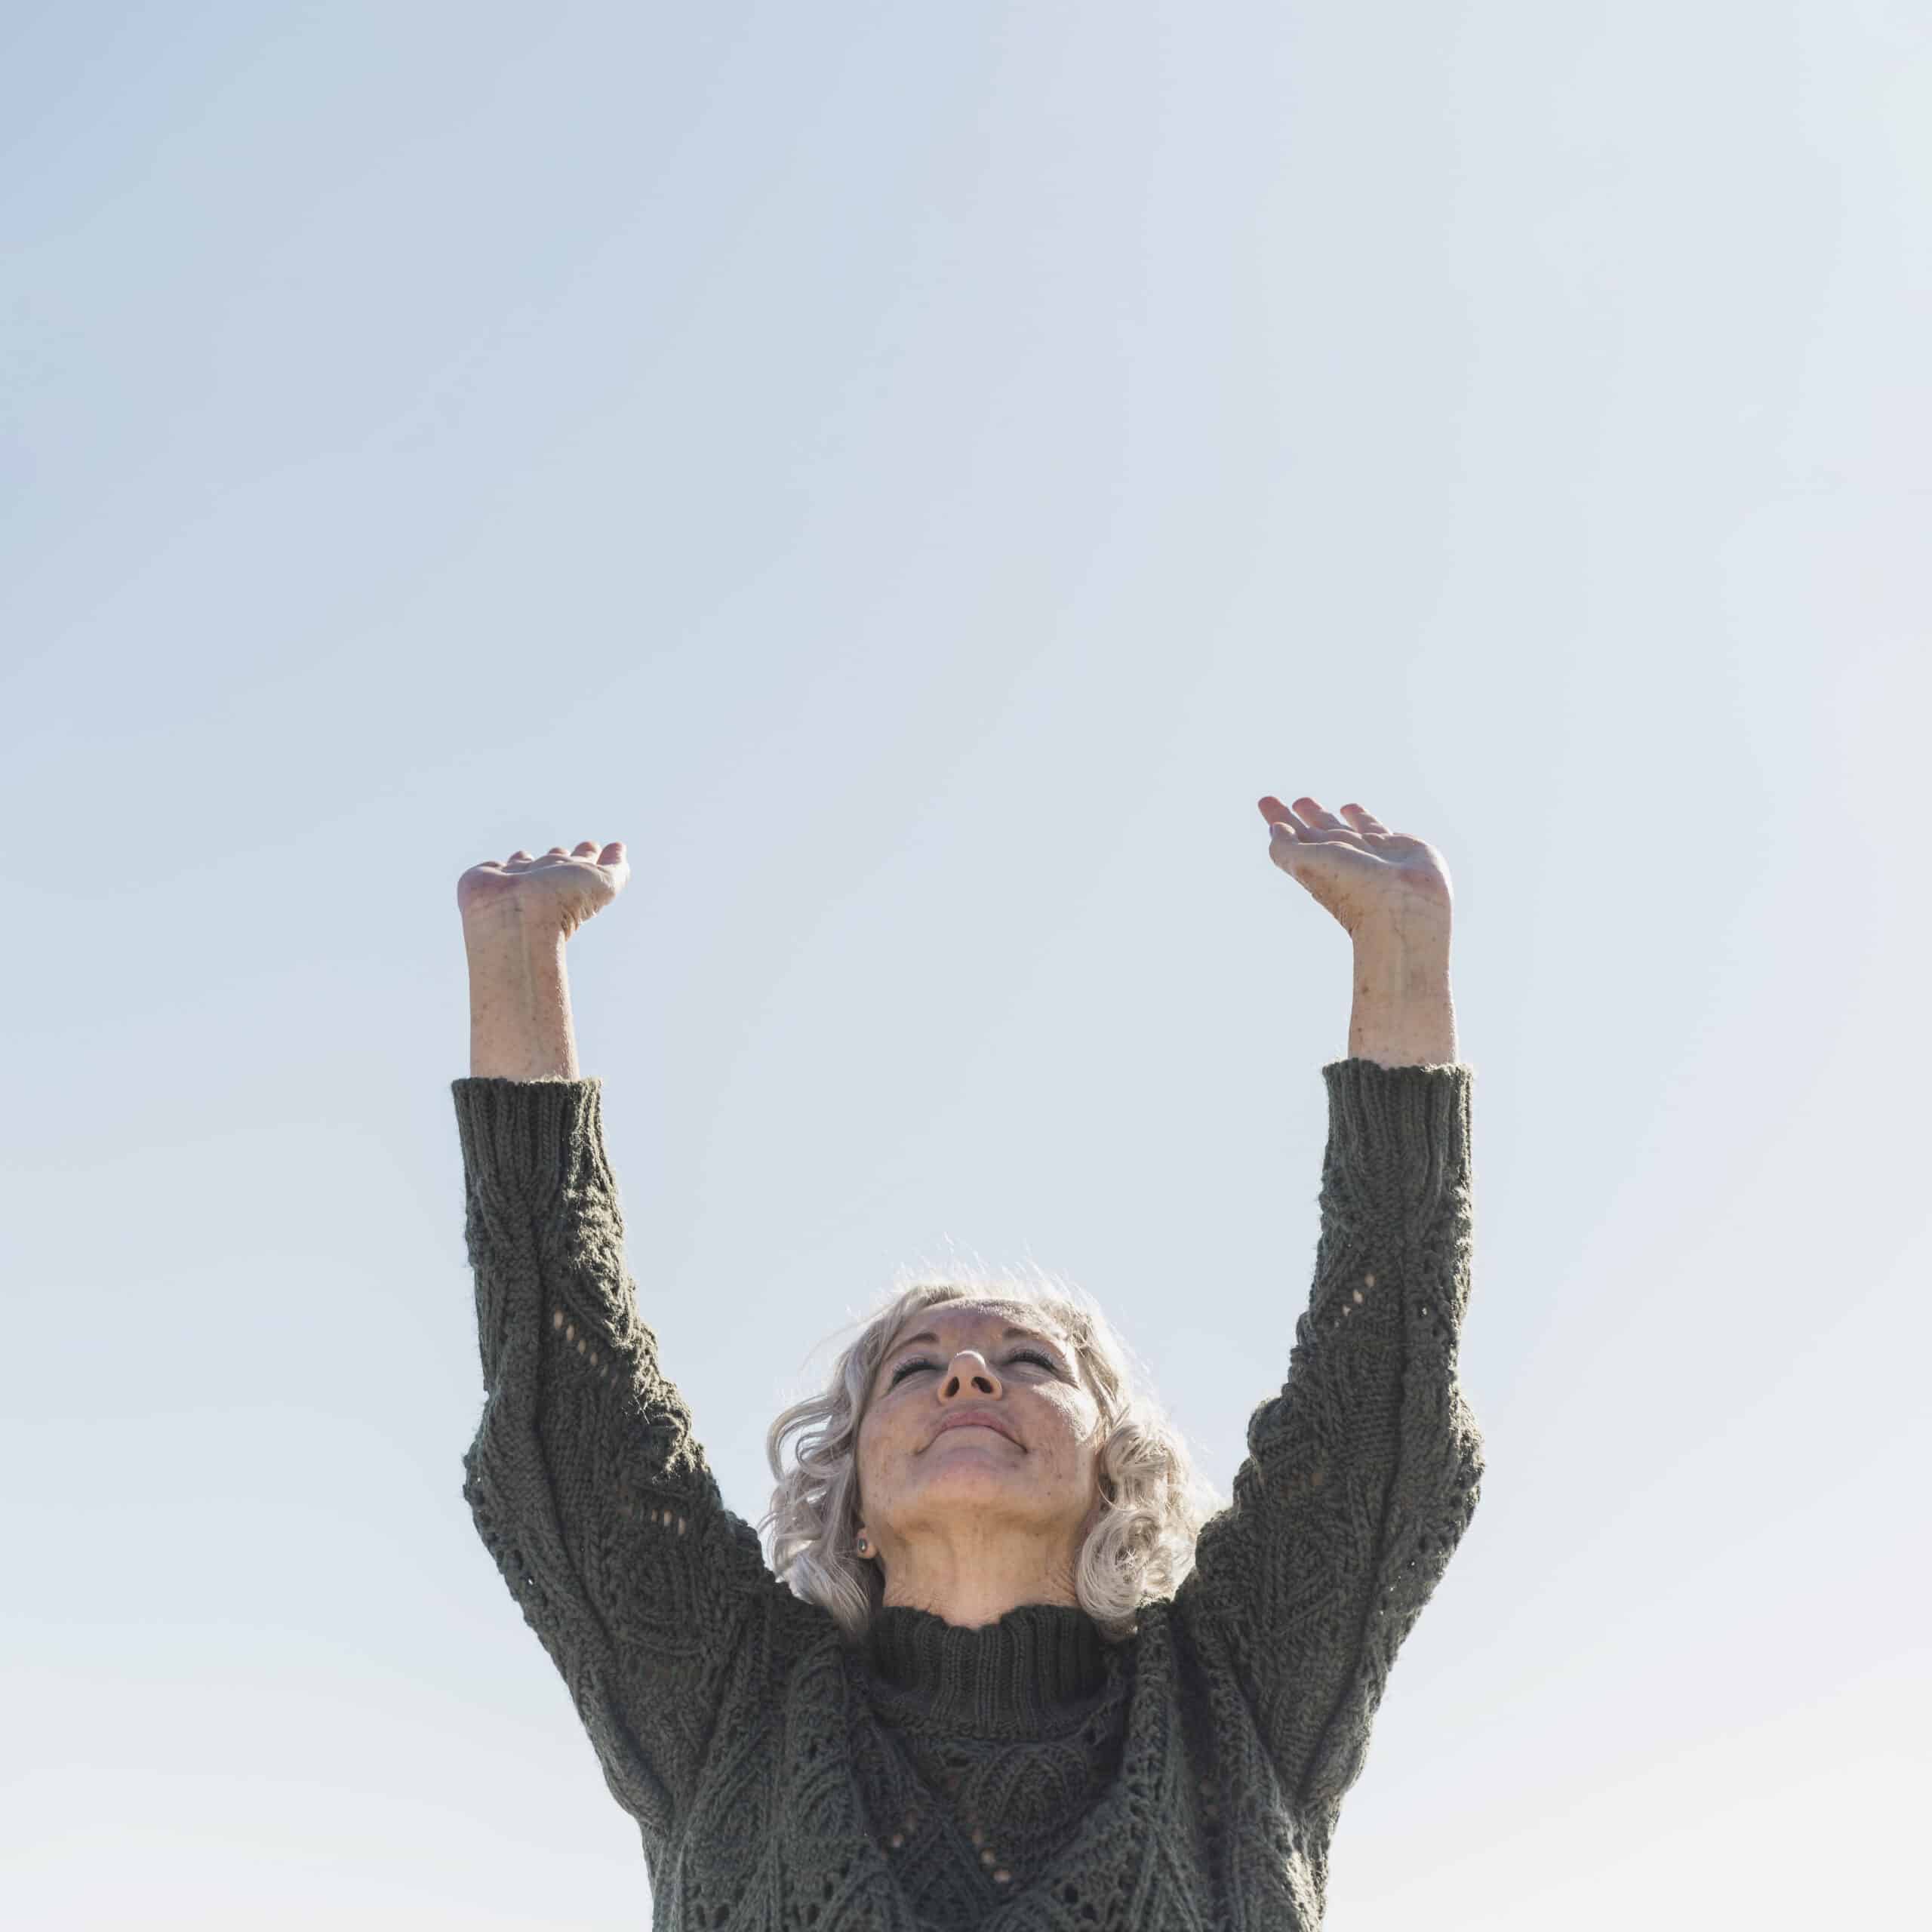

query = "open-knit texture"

[{"left": 453, "top": 1057, "right": 1484, "bottom": 1930}]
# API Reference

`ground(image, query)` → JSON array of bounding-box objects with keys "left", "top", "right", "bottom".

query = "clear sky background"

[{"left": 3, "top": 2, "right": 1926, "bottom": 1927}]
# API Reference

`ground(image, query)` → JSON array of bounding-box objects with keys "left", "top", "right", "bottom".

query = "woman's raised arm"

[
  {"left": 1172, "top": 798, "right": 1483, "bottom": 1819},
  {"left": 452, "top": 841, "right": 825, "bottom": 1850}
]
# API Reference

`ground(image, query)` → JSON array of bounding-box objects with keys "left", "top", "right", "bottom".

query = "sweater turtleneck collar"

[{"left": 865, "top": 1600, "right": 1111, "bottom": 1735}]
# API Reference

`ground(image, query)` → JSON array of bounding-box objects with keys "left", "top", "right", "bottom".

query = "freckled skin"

[{"left": 854, "top": 1302, "right": 1106, "bottom": 1630}]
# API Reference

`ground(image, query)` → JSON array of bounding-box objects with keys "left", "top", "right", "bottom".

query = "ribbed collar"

[{"left": 865, "top": 1601, "right": 1110, "bottom": 1736}]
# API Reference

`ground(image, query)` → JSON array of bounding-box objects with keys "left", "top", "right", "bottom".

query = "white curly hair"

[{"left": 760, "top": 1256, "right": 1223, "bottom": 1645}]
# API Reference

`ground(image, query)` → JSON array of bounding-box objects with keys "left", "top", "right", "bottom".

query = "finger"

[
  {"left": 572, "top": 841, "right": 600, "bottom": 857},
  {"left": 1339, "top": 803, "right": 1390, "bottom": 834},
  {"left": 1272, "top": 823, "right": 1356, "bottom": 860},
  {"left": 507, "top": 849, "right": 534, "bottom": 863},
  {"left": 600, "top": 841, "right": 626, "bottom": 865},
  {"left": 1291, "top": 795, "right": 1347, "bottom": 832},
  {"left": 1268, "top": 829, "right": 1321, "bottom": 878},
  {"left": 546, "top": 845, "right": 571, "bottom": 856},
  {"left": 1258, "top": 795, "right": 1304, "bottom": 833}
]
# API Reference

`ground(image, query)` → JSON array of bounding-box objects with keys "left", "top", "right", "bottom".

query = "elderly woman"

[{"left": 451, "top": 795, "right": 1482, "bottom": 1931}]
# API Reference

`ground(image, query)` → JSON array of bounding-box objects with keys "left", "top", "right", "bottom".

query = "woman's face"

[{"left": 854, "top": 1301, "right": 1105, "bottom": 1583}]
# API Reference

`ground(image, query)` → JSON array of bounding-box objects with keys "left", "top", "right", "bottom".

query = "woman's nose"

[{"left": 941, "top": 1352, "right": 1001, "bottom": 1397}]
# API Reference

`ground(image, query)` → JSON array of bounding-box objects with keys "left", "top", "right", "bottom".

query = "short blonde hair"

[{"left": 761, "top": 1257, "right": 1222, "bottom": 1644}]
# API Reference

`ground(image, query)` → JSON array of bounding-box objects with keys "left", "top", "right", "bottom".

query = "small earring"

[{"left": 856, "top": 1536, "right": 869, "bottom": 1555}]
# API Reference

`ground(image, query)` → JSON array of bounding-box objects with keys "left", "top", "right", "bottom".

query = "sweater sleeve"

[
  {"left": 452, "top": 1076, "right": 823, "bottom": 1845},
  {"left": 1173, "top": 1057, "right": 1485, "bottom": 1816}
]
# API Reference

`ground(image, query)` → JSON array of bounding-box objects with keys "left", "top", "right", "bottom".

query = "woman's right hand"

[{"left": 457, "top": 840, "right": 631, "bottom": 943}]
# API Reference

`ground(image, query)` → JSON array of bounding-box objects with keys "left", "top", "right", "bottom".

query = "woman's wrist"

[
  {"left": 1348, "top": 921, "right": 1457, "bottom": 1068},
  {"left": 464, "top": 916, "right": 580, "bottom": 1080}
]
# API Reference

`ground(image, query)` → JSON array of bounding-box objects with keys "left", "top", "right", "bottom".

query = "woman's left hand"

[{"left": 1257, "top": 795, "right": 1454, "bottom": 946}]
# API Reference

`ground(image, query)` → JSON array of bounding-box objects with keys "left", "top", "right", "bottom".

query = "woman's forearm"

[
  {"left": 465, "top": 912, "right": 580, "bottom": 1080},
  {"left": 1349, "top": 921, "right": 1457, "bottom": 1068}
]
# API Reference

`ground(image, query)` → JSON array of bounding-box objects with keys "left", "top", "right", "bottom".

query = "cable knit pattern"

[{"left": 453, "top": 1059, "right": 1483, "bottom": 1929}]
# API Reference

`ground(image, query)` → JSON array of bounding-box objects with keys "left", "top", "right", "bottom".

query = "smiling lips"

[{"left": 931, "top": 1411, "right": 1021, "bottom": 1448}]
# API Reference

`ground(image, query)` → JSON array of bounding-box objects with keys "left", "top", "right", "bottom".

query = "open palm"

[
  {"left": 457, "top": 840, "right": 631, "bottom": 940},
  {"left": 1257, "top": 795, "right": 1453, "bottom": 942}
]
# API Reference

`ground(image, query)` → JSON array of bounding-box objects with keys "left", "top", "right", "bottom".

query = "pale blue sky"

[{"left": 4, "top": 2, "right": 1926, "bottom": 1926}]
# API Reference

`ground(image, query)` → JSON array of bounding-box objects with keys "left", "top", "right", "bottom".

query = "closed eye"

[{"left": 888, "top": 1348, "right": 1060, "bottom": 1387}]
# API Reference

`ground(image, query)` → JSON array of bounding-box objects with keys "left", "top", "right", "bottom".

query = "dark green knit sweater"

[{"left": 453, "top": 1058, "right": 1483, "bottom": 1930}]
